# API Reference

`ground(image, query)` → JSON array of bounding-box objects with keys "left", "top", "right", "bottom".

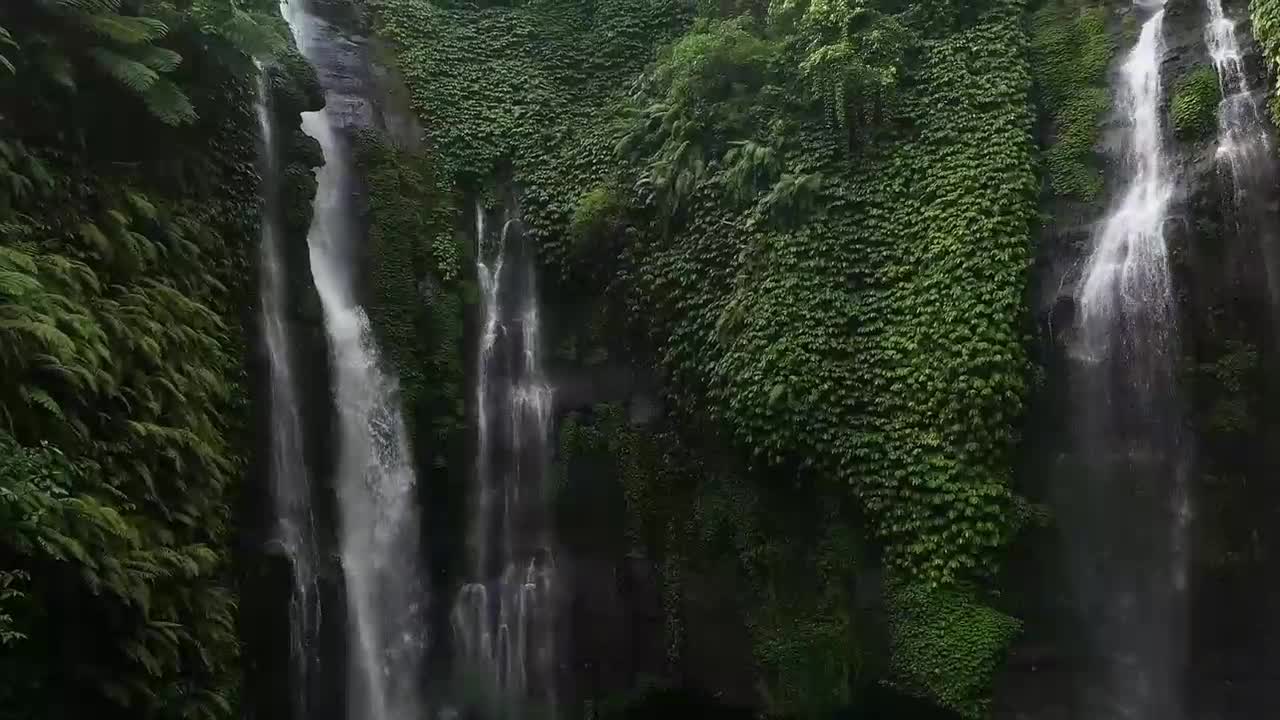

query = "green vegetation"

[
  {"left": 0, "top": 1, "right": 296, "bottom": 717},
  {"left": 355, "top": 131, "right": 468, "bottom": 470},
  {"left": 369, "top": 0, "right": 1035, "bottom": 712},
  {"left": 1029, "top": 0, "right": 1114, "bottom": 200},
  {"left": 1251, "top": 0, "right": 1280, "bottom": 122},
  {"left": 885, "top": 582, "right": 1022, "bottom": 717},
  {"left": 15, "top": 0, "right": 1263, "bottom": 716},
  {"left": 1171, "top": 66, "right": 1222, "bottom": 142}
]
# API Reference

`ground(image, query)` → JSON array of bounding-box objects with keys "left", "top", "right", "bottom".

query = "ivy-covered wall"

[
  {"left": 1028, "top": 0, "right": 1115, "bottom": 200},
  {"left": 359, "top": 0, "right": 1041, "bottom": 715}
]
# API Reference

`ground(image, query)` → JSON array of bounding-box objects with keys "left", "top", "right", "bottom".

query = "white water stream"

[
  {"left": 254, "top": 66, "right": 321, "bottom": 720},
  {"left": 451, "top": 200, "right": 557, "bottom": 715},
  {"left": 281, "top": 3, "right": 430, "bottom": 718},
  {"left": 1078, "top": 6, "right": 1175, "bottom": 372}
]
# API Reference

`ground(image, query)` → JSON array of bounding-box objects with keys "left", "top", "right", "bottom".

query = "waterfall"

[
  {"left": 451, "top": 199, "right": 557, "bottom": 715},
  {"left": 254, "top": 65, "right": 321, "bottom": 720},
  {"left": 1205, "top": 0, "right": 1280, "bottom": 313},
  {"left": 281, "top": 3, "right": 430, "bottom": 719},
  {"left": 1077, "top": 7, "right": 1175, "bottom": 374},
  {"left": 1061, "top": 3, "right": 1190, "bottom": 718},
  {"left": 1206, "top": 0, "right": 1271, "bottom": 171}
]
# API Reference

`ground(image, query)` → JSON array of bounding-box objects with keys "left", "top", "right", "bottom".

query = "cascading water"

[
  {"left": 254, "top": 66, "right": 321, "bottom": 720},
  {"left": 281, "top": 2, "right": 430, "bottom": 719},
  {"left": 1206, "top": 0, "right": 1271, "bottom": 176},
  {"left": 1077, "top": 5, "right": 1176, "bottom": 370},
  {"left": 451, "top": 199, "right": 557, "bottom": 716},
  {"left": 1060, "top": 3, "right": 1190, "bottom": 718},
  {"left": 1204, "top": 0, "right": 1280, "bottom": 312}
]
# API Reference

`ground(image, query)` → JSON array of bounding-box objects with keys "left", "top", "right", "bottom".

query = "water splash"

[
  {"left": 253, "top": 64, "right": 322, "bottom": 720},
  {"left": 452, "top": 199, "right": 557, "bottom": 716},
  {"left": 1206, "top": 0, "right": 1270, "bottom": 166}
]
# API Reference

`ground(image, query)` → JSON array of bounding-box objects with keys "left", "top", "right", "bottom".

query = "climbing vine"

[
  {"left": 617, "top": 0, "right": 1037, "bottom": 586},
  {"left": 1251, "top": 0, "right": 1280, "bottom": 121},
  {"left": 1028, "top": 0, "right": 1114, "bottom": 199},
  {"left": 354, "top": 130, "right": 467, "bottom": 468},
  {"left": 884, "top": 581, "right": 1022, "bottom": 717}
]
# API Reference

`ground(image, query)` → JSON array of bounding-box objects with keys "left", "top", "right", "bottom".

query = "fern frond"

[
  {"left": 0, "top": 246, "right": 38, "bottom": 274},
  {"left": 142, "top": 78, "right": 196, "bottom": 126},
  {"left": 88, "top": 45, "right": 159, "bottom": 90},
  {"left": 34, "top": 44, "right": 77, "bottom": 90},
  {"left": 19, "top": 385, "right": 64, "bottom": 419},
  {"left": 0, "top": 269, "right": 44, "bottom": 299},
  {"left": 0, "top": 27, "right": 15, "bottom": 76},
  {"left": 80, "top": 14, "right": 168, "bottom": 45},
  {"left": 78, "top": 222, "right": 112, "bottom": 258},
  {"left": 0, "top": 319, "right": 77, "bottom": 359},
  {"left": 52, "top": 0, "right": 123, "bottom": 13},
  {"left": 213, "top": 9, "right": 284, "bottom": 57},
  {"left": 134, "top": 46, "right": 182, "bottom": 73}
]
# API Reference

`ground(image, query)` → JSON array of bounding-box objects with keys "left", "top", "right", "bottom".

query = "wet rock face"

[
  {"left": 243, "top": 2, "right": 429, "bottom": 719},
  {"left": 1006, "top": 1, "right": 1280, "bottom": 718},
  {"left": 295, "top": 0, "right": 422, "bottom": 146}
]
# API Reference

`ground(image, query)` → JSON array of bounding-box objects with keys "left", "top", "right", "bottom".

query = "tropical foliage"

[
  {"left": 370, "top": 0, "right": 1033, "bottom": 714},
  {"left": 1028, "top": 0, "right": 1113, "bottom": 199},
  {"left": 12, "top": 0, "right": 1272, "bottom": 716},
  {"left": 0, "top": 1, "right": 288, "bottom": 717}
]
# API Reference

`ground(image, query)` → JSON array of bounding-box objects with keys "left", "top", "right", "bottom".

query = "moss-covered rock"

[
  {"left": 1171, "top": 66, "right": 1222, "bottom": 142},
  {"left": 885, "top": 582, "right": 1021, "bottom": 719}
]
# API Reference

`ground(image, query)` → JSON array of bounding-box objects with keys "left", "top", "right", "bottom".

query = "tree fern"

[
  {"left": 78, "top": 13, "right": 169, "bottom": 45},
  {"left": 1, "top": 4, "right": 261, "bottom": 716},
  {"left": 0, "top": 26, "right": 16, "bottom": 75},
  {"left": 142, "top": 77, "right": 197, "bottom": 125},
  {"left": 89, "top": 47, "right": 161, "bottom": 92}
]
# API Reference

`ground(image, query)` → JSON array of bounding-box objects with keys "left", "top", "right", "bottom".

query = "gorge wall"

[
  {"left": 6, "top": 0, "right": 1280, "bottom": 718},
  {"left": 343, "top": 0, "right": 1280, "bottom": 716}
]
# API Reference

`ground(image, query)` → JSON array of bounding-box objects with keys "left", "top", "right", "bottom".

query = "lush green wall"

[
  {"left": 1028, "top": 0, "right": 1114, "bottom": 200},
  {"left": 0, "top": 3, "right": 292, "bottom": 718},
  {"left": 365, "top": 0, "right": 1041, "bottom": 714}
]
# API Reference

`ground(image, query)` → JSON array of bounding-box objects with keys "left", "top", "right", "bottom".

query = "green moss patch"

[
  {"left": 1029, "top": 1, "right": 1115, "bottom": 200},
  {"left": 1171, "top": 66, "right": 1222, "bottom": 142}
]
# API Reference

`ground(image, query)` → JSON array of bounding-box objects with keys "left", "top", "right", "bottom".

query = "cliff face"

[
  {"left": 241, "top": 2, "right": 433, "bottom": 718},
  {"left": 244, "top": 0, "right": 1280, "bottom": 717}
]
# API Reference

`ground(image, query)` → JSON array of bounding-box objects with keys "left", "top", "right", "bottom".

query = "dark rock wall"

[{"left": 241, "top": 45, "right": 343, "bottom": 720}]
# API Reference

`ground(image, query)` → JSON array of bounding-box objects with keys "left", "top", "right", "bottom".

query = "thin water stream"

[
  {"left": 1205, "top": 0, "right": 1280, "bottom": 316},
  {"left": 451, "top": 199, "right": 557, "bottom": 716},
  {"left": 254, "top": 66, "right": 321, "bottom": 720}
]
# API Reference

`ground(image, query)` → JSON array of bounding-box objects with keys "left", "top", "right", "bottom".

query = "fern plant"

[
  {"left": 777, "top": 0, "right": 913, "bottom": 137},
  {"left": 1, "top": 0, "right": 285, "bottom": 125},
  {"left": 0, "top": 25, "right": 16, "bottom": 75},
  {"left": 0, "top": 2, "right": 269, "bottom": 715}
]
